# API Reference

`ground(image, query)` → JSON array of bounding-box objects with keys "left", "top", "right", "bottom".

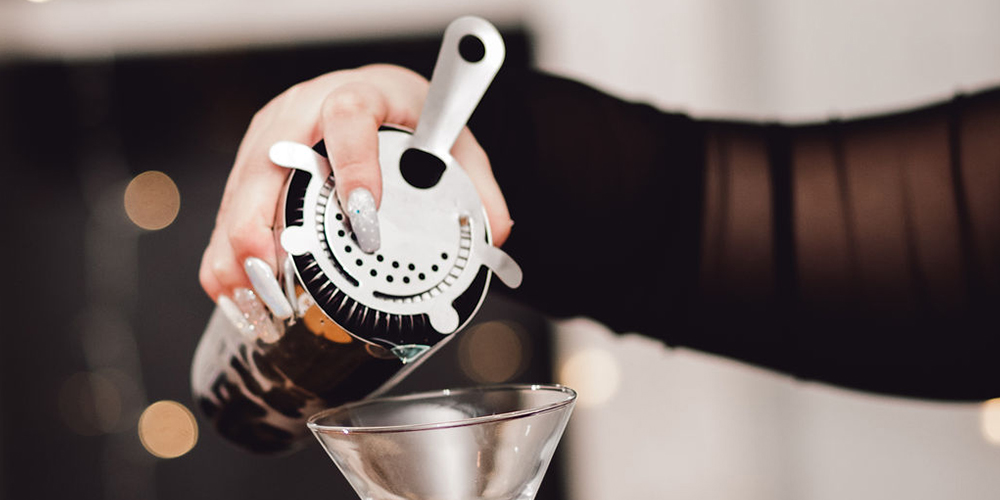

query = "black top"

[{"left": 470, "top": 70, "right": 1000, "bottom": 401}]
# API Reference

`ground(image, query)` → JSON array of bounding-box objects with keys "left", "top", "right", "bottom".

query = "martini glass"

[{"left": 308, "top": 384, "right": 576, "bottom": 500}]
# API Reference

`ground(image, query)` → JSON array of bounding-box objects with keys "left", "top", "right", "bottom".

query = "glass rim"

[{"left": 307, "top": 383, "right": 576, "bottom": 434}]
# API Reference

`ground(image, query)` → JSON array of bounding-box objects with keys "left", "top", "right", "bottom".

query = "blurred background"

[{"left": 2, "top": 1, "right": 1000, "bottom": 500}]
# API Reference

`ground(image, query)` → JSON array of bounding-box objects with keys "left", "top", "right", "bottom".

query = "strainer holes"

[
  {"left": 335, "top": 213, "right": 343, "bottom": 221},
  {"left": 441, "top": 252, "right": 448, "bottom": 260},
  {"left": 344, "top": 246, "right": 352, "bottom": 253},
  {"left": 403, "top": 277, "right": 410, "bottom": 283},
  {"left": 376, "top": 255, "right": 384, "bottom": 262},
  {"left": 418, "top": 273, "right": 425, "bottom": 280},
  {"left": 408, "top": 263, "right": 415, "bottom": 271},
  {"left": 392, "top": 261, "right": 399, "bottom": 268},
  {"left": 386, "top": 276, "right": 394, "bottom": 283},
  {"left": 355, "top": 259, "right": 363, "bottom": 266},
  {"left": 431, "top": 265, "right": 439, "bottom": 272},
  {"left": 370, "top": 269, "right": 377, "bottom": 277},
  {"left": 337, "top": 229, "right": 345, "bottom": 237}
]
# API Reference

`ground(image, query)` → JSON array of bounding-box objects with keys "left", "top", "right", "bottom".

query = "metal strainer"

[{"left": 270, "top": 16, "right": 521, "bottom": 364}]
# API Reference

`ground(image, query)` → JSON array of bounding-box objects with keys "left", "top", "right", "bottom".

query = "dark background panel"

[{"left": 1, "top": 29, "right": 566, "bottom": 500}]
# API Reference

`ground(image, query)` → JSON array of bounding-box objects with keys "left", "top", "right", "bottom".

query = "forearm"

[
  {"left": 476, "top": 69, "right": 1000, "bottom": 400},
  {"left": 689, "top": 95, "right": 1000, "bottom": 400}
]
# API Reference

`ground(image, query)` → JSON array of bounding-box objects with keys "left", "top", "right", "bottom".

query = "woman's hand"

[{"left": 198, "top": 64, "right": 512, "bottom": 307}]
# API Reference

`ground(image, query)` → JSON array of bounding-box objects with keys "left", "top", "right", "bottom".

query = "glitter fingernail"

[
  {"left": 217, "top": 295, "right": 249, "bottom": 332},
  {"left": 232, "top": 288, "right": 281, "bottom": 343},
  {"left": 346, "top": 187, "right": 380, "bottom": 253}
]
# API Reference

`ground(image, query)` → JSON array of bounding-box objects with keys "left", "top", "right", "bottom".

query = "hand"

[{"left": 198, "top": 64, "right": 512, "bottom": 306}]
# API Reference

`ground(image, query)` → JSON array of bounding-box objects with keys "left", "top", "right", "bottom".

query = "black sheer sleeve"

[{"left": 471, "top": 69, "right": 1000, "bottom": 401}]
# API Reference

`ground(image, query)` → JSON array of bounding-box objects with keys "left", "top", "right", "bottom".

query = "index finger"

[{"left": 319, "top": 72, "right": 427, "bottom": 253}]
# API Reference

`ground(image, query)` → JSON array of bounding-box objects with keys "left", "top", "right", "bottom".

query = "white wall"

[
  {"left": 0, "top": 0, "right": 529, "bottom": 59},
  {"left": 527, "top": 0, "right": 1000, "bottom": 121}
]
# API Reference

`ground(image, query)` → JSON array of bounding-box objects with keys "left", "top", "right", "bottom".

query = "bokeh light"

[
  {"left": 980, "top": 398, "right": 1000, "bottom": 445},
  {"left": 123, "top": 171, "right": 180, "bottom": 230},
  {"left": 138, "top": 400, "right": 198, "bottom": 459},
  {"left": 557, "top": 348, "right": 620, "bottom": 408},
  {"left": 458, "top": 321, "right": 528, "bottom": 383},
  {"left": 58, "top": 371, "right": 123, "bottom": 436}
]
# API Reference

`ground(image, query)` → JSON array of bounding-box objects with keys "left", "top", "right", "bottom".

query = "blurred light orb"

[
  {"left": 124, "top": 171, "right": 180, "bottom": 230},
  {"left": 458, "top": 321, "right": 527, "bottom": 383},
  {"left": 981, "top": 398, "right": 1000, "bottom": 445},
  {"left": 558, "top": 348, "right": 620, "bottom": 408},
  {"left": 138, "top": 400, "right": 198, "bottom": 458},
  {"left": 58, "top": 371, "right": 123, "bottom": 436}
]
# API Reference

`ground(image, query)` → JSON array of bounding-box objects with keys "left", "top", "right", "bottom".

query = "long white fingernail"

[
  {"left": 244, "top": 257, "right": 294, "bottom": 320},
  {"left": 217, "top": 295, "right": 249, "bottom": 332},
  {"left": 232, "top": 288, "right": 281, "bottom": 343},
  {"left": 346, "top": 187, "right": 380, "bottom": 253}
]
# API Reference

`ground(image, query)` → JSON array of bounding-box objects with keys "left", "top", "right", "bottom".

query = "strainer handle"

[{"left": 410, "top": 16, "right": 505, "bottom": 158}]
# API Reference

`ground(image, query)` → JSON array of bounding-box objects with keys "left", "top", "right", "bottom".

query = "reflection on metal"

[
  {"left": 557, "top": 348, "right": 620, "bottom": 408},
  {"left": 124, "top": 170, "right": 180, "bottom": 230},
  {"left": 981, "top": 398, "right": 1000, "bottom": 446},
  {"left": 458, "top": 320, "right": 528, "bottom": 383},
  {"left": 138, "top": 401, "right": 199, "bottom": 459},
  {"left": 391, "top": 344, "right": 431, "bottom": 364}
]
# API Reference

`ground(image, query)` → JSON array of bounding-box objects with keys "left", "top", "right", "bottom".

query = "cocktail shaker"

[{"left": 191, "top": 16, "right": 520, "bottom": 453}]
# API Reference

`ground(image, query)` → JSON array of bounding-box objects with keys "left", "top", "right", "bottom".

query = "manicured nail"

[
  {"left": 346, "top": 187, "right": 380, "bottom": 253},
  {"left": 232, "top": 288, "right": 282, "bottom": 343},
  {"left": 217, "top": 295, "right": 249, "bottom": 332},
  {"left": 244, "top": 257, "right": 294, "bottom": 320}
]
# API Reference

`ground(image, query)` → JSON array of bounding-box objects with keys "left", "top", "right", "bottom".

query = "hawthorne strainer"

[{"left": 270, "top": 16, "right": 521, "bottom": 364}]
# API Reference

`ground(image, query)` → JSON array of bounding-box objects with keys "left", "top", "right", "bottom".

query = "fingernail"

[
  {"left": 244, "top": 257, "right": 294, "bottom": 320},
  {"left": 217, "top": 295, "right": 249, "bottom": 332},
  {"left": 232, "top": 288, "right": 282, "bottom": 343},
  {"left": 346, "top": 187, "right": 380, "bottom": 253}
]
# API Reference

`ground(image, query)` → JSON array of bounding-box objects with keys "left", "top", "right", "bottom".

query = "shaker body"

[{"left": 191, "top": 294, "right": 409, "bottom": 453}]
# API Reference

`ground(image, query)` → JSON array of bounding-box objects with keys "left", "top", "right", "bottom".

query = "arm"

[
  {"left": 195, "top": 65, "right": 999, "bottom": 453},
  {"left": 473, "top": 70, "right": 1000, "bottom": 400}
]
